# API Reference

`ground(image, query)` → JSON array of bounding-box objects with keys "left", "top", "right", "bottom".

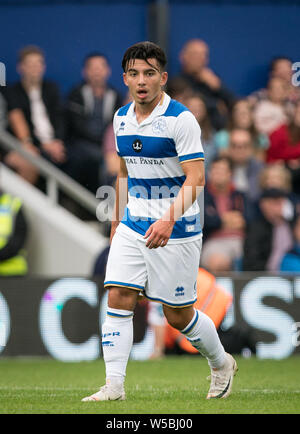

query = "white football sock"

[
  {"left": 101, "top": 307, "right": 134, "bottom": 384},
  {"left": 181, "top": 309, "right": 226, "bottom": 369}
]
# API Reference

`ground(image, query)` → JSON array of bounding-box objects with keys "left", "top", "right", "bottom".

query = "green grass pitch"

[{"left": 0, "top": 356, "right": 299, "bottom": 414}]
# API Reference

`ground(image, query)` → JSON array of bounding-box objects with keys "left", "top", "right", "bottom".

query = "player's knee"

[
  {"left": 166, "top": 316, "right": 184, "bottom": 330},
  {"left": 164, "top": 305, "right": 194, "bottom": 330},
  {"left": 107, "top": 286, "right": 138, "bottom": 311}
]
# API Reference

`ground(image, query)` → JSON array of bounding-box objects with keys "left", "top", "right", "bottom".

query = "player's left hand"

[{"left": 144, "top": 219, "right": 175, "bottom": 249}]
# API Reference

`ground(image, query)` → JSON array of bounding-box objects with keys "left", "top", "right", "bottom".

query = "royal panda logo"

[{"left": 132, "top": 138, "right": 143, "bottom": 153}]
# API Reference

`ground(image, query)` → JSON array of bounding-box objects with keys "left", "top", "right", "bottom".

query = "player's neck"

[{"left": 134, "top": 91, "right": 164, "bottom": 124}]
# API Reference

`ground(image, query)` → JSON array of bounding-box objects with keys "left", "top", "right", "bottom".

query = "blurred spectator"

[
  {"left": 184, "top": 93, "right": 217, "bottom": 170},
  {"left": 266, "top": 101, "right": 300, "bottom": 196},
  {"left": 177, "top": 39, "right": 235, "bottom": 130},
  {"left": 66, "top": 52, "right": 122, "bottom": 191},
  {"left": 243, "top": 188, "right": 293, "bottom": 272},
  {"left": 227, "top": 129, "right": 264, "bottom": 203},
  {"left": 100, "top": 91, "right": 133, "bottom": 186},
  {"left": 214, "top": 99, "right": 269, "bottom": 161},
  {"left": 0, "top": 91, "right": 7, "bottom": 130},
  {"left": 92, "top": 244, "right": 110, "bottom": 278},
  {"left": 166, "top": 76, "right": 193, "bottom": 105},
  {"left": 0, "top": 183, "right": 28, "bottom": 276},
  {"left": 5, "top": 45, "right": 80, "bottom": 185},
  {"left": 259, "top": 162, "right": 292, "bottom": 192},
  {"left": 1, "top": 76, "right": 39, "bottom": 184},
  {"left": 252, "top": 77, "right": 290, "bottom": 135},
  {"left": 147, "top": 301, "right": 166, "bottom": 360},
  {"left": 101, "top": 124, "right": 119, "bottom": 186},
  {"left": 280, "top": 214, "right": 300, "bottom": 272},
  {"left": 201, "top": 156, "right": 250, "bottom": 272},
  {"left": 259, "top": 162, "right": 298, "bottom": 218},
  {"left": 249, "top": 56, "right": 300, "bottom": 109}
]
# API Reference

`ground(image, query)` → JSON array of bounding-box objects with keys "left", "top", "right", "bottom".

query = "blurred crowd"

[{"left": 1, "top": 39, "right": 300, "bottom": 275}]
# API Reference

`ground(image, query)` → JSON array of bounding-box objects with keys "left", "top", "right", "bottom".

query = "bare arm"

[
  {"left": 144, "top": 159, "right": 205, "bottom": 248},
  {"left": 8, "top": 108, "right": 32, "bottom": 143},
  {"left": 110, "top": 156, "right": 128, "bottom": 243}
]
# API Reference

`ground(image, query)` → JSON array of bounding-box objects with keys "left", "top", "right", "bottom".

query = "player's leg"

[
  {"left": 142, "top": 235, "right": 237, "bottom": 399},
  {"left": 82, "top": 286, "right": 139, "bottom": 402},
  {"left": 163, "top": 304, "right": 237, "bottom": 399},
  {"left": 163, "top": 304, "right": 226, "bottom": 368},
  {"left": 103, "top": 286, "right": 139, "bottom": 383},
  {"left": 82, "top": 225, "right": 147, "bottom": 402}
]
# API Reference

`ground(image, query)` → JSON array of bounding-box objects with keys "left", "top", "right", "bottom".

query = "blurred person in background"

[
  {"left": 100, "top": 91, "right": 133, "bottom": 186},
  {"left": 249, "top": 56, "right": 300, "bottom": 109},
  {"left": 227, "top": 129, "right": 264, "bottom": 203},
  {"left": 177, "top": 38, "right": 235, "bottom": 130},
  {"left": 0, "top": 91, "right": 7, "bottom": 130},
  {"left": 266, "top": 101, "right": 300, "bottom": 195},
  {"left": 201, "top": 156, "right": 250, "bottom": 273},
  {"left": 280, "top": 214, "right": 300, "bottom": 272},
  {"left": 214, "top": 99, "right": 269, "bottom": 161},
  {"left": 259, "top": 162, "right": 292, "bottom": 191},
  {"left": 66, "top": 52, "right": 122, "bottom": 192},
  {"left": 165, "top": 76, "right": 193, "bottom": 105},
  {"left": 252, "top": 77, "right": 291, "bottom": 136},
  {"left": 185, "top": 93, "right": 217, "bottom": 170},
  {"left": 0, "top": 69, "right": 39, "bottom": 184},
  {"left": 0, "top": 166, "right": 28, "bottom": 276},
  {"left": 5, "top": 46, "right": 79, "bottom": 185},
  {"left": 259, "top": 163, "right": 299, "bottom": 214},
  {"left": 267, "top": 100, "right": 300, "bottom": 162},
  {"left": 243, "top": 188, "right": 293, "bottom": 272}
]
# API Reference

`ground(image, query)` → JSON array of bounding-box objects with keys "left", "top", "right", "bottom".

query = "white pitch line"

[
  {"left": 0, "top": 386, "right": 300, "bottom": 394},
  {"left": 239, "top": 389, "right": 300, "bottom": 394}
]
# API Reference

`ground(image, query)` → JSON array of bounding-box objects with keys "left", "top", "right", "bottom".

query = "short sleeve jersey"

[{"left": 113, "top": 92, "right": 204, "bottom": 243}]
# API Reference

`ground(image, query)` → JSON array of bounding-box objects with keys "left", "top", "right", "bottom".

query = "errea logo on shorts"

[{"left": 175, "top": 286, "right": 185, "bottom": 297}]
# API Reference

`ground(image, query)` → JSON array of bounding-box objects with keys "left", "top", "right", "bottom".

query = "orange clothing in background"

[{"left": 165, "top": 268, "right": 232, "bottom": 353}]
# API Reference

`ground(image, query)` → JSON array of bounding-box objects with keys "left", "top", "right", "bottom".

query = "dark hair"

[
  {"left": 210, "top": 155, "right": 233, "bottom": 172},
  {"left": 122, "top": 41, "right": 167, "bottom": 72},
  {"left": 83, "top": 52, "right": 109, "bottom": 66},
  {"left": 18, "top": 45, "right": 44, "bottom": 63}
]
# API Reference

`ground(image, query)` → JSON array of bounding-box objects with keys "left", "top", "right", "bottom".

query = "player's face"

[{"left": 123, "top": 58, "right": 168, "bottom": 107}]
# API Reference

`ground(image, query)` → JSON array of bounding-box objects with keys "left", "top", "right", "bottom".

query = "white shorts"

[{"left": 104, "top": 223, "right": 202, "bottom": 307}]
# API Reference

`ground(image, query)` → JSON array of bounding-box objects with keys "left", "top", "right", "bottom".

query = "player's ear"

[
  {"left": 123, "top": 72, "right": 129, "bottom": 87},
  {"left": 161, "top": 71, "right": 168, "bottom": 87}
]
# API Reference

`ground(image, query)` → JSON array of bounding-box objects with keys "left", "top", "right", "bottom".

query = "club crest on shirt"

[
  {"left": 152, "top": 117, "right": 167, "bottom": 134},
  {"left": 132, "top": 138, "right": 143, "bottom": 153}
]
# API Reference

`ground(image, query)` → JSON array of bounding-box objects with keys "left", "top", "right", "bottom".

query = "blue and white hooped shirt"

[{"left": 114, "top": 92, "right": 204, "bottom": 243}]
